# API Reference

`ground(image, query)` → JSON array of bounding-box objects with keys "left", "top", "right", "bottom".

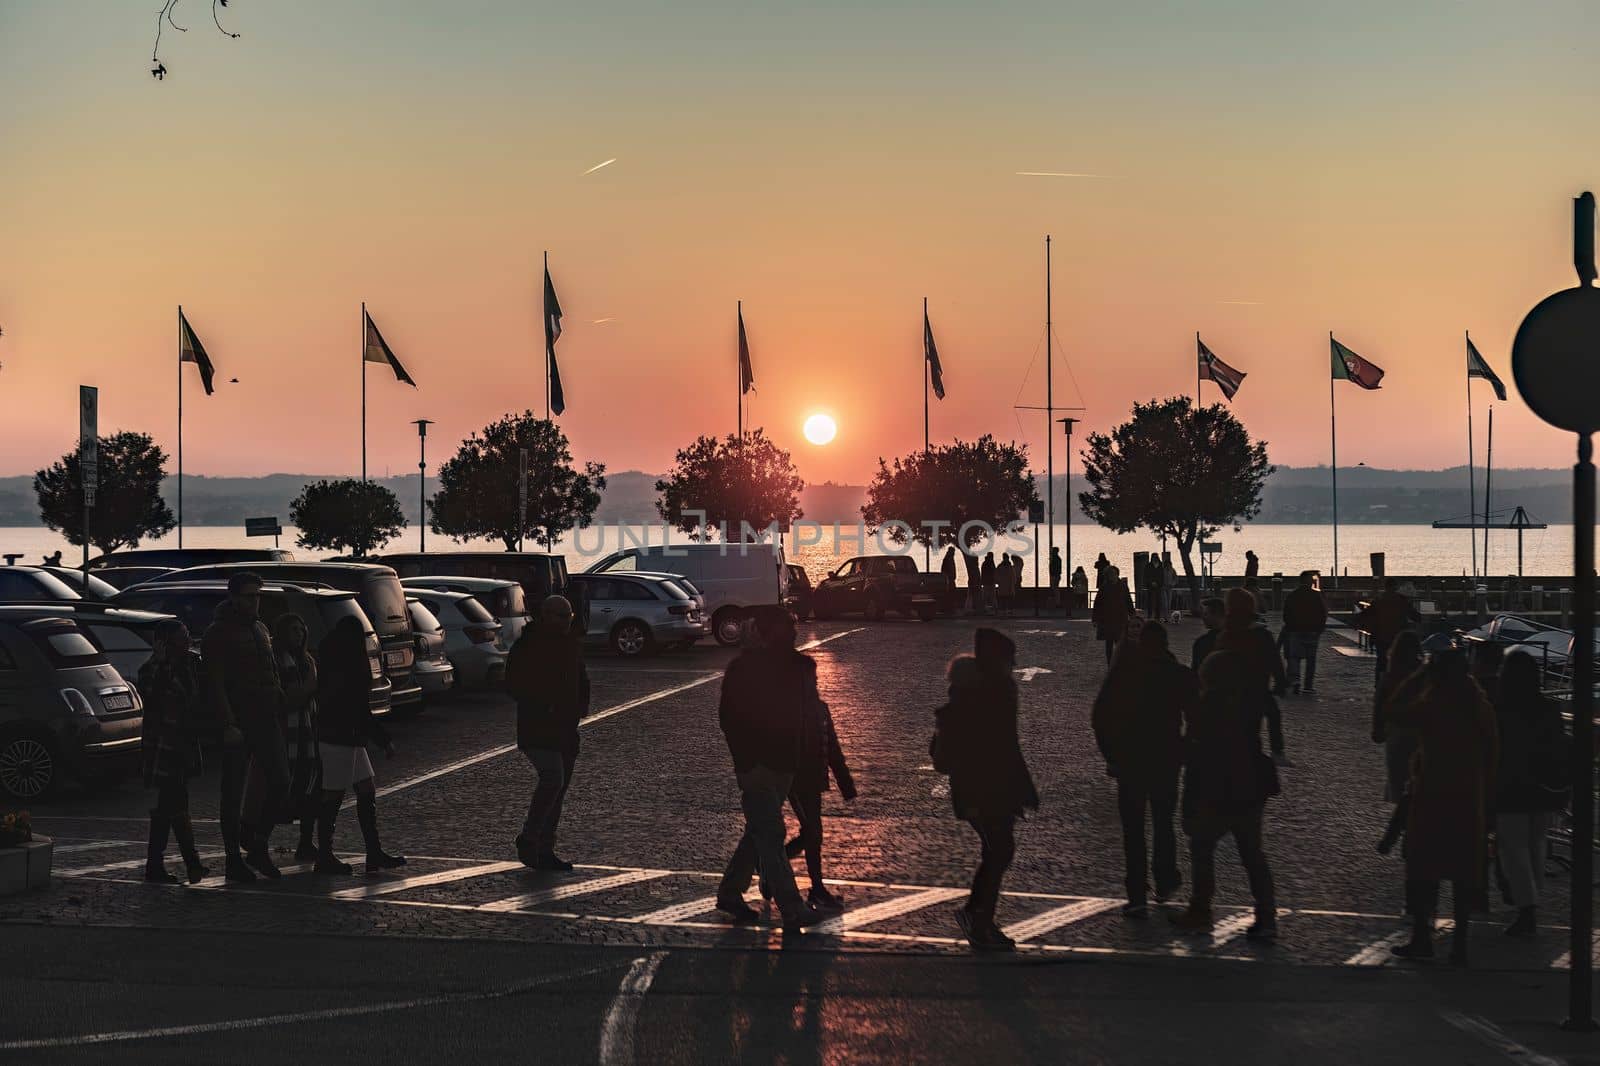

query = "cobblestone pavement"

[{"left": 6, "top": 615, "right": 1595, "bottom": 1062}]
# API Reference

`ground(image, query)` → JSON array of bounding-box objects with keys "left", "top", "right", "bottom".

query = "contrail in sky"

[
  {"left": 1217, "top": 300, "right": 1264, "bottom": 306},
  {"left": 590, "top": 317, "right": 616, "bottom": 325},
  {"left": 1015, "top": 171, "right": 1101, "bottom": 178},
  {"left": 582, "top": 158, "right": 617, "bottom": 176}
]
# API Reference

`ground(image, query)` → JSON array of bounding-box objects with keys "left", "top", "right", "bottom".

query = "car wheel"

[
  {"left": 864, "top": 595, "right": 885, "bottom": 622},
  {"left": 916, "top": 605, "right": 937, "bottom": 622},
  {"left": 0, "top": 731, "right": 62, "bottom": 802},
  {"left": 610, "top": 619, "right": 654, "bottom": 658},
  {"left": 712, "top": 609, "right": 745, "bottom": 647}
]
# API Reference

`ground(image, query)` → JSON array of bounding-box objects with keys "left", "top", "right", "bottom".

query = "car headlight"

[{"left": 60, "top": 688, "right": 96, "bottom": 717}]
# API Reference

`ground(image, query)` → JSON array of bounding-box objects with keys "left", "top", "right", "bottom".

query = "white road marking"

[
  {"left": 1344, "top": 919, "right": 1453, "bottom": 966},
  {"left": 1440, "top": 1010, "right": 1564, "bottom": 1066},
  {"left": 1549, "top": 938, "right": 1600, "bottom": 970},
  {"left": 1207, "top": 911, "right": 1260, "bottom": 948},
  {"left": 1013, "top": 667, "right": 1053, "bottom": 682},
  {"left": 477, "top": 870, "right": 672, "bottom": 913},
  {"left": 598, "top": 951, "right": 668, "bottom": 1066},
  {"left": 55, "top": 850, "right": 226, "bottom": 878},
  {"left": 0, "top": 959, "right": 625, "bottom": 1051},
  {"left": 629, "top": 890, "right": 761, "bottom": 925},
  {"left": 1001, "top": 898, "right": 1119, "bottom": 943},
  {"left": 809, "top": 887, "right": 967, "bottom": 935},
  {"left": 329, "top": 860, "right": 525, "bottom": 900},
  {"left": 49, "top": 840, "right": 128, "bottom": 855}
]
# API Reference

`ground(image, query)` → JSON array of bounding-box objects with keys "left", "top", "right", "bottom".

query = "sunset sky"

[{"left": 2, "top": 1, "right": 1596, "bottom": 486}]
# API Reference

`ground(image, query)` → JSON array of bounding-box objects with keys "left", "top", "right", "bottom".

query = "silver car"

[
  {"left": 406, "top": 599, "right": 457, "bottom": 699},
  {"left": 404, "top": 589, "right": 508, "bottom": 688},
  {"left": 568, "top": 573, "right": 707, "bottom": 658},
  {"left": 400, "top": 576, "right": 530, "bottom": 648}
]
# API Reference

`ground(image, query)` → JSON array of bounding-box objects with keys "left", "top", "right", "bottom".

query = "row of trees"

[{"left": 34, "top": 400, "right": 1272, "bottom": 591}]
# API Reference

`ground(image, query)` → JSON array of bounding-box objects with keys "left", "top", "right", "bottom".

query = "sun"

[{"left": 803, "top": 412, "right": 837, "bottom": 445}]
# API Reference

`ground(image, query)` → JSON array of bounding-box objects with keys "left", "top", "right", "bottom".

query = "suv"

[
  {"left": 811, "top": 555, "right": 952, "bottom": 622},
  {"left": 86, "top": 547, "right": 296, "bottom": 571},
  {"left": 0, "top": 566, "right": 84, "bottom": 603},
  {"left": 377, "top": 552, "right": 568, "bottom": 603},
  {"left": 568, "top": 572, "right": 708, "bottom": 656},
  {"left": 585, "top": 544, "right": 787, "bottom": 646},
  {"left": 399, "top": 576, "right": 531, "bottom": 649},
  {"left": 140, "top": 563, "right": 420, "bottom": 708},
  {"left": 0, "top": 607, "right": 144, "bottom": 800},
  {"left": 112, "top": 582, "right": 394, "bottom": 719}
]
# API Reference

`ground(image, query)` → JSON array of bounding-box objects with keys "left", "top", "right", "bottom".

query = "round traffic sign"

[{"left": 1512, "top": 285, "right": 1600, "bottom": 434}]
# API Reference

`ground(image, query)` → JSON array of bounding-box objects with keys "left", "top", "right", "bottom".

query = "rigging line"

[
  {"left": 213, "top": 0, "right": 240, "bottom": 38},
  {"left": 1049, "top": 324, "right": 1088, "bottom": 411},
  {"left": 1011, "top": 326, "right": 1048, "bottom": 412},
  {"left": 167, "top": 0, "right": 188, "bottom": 33}
]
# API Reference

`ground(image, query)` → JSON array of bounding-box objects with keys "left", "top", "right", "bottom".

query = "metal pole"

[
  {"left": 1567, "top": 432, "right": 1595, "bottom": 1032},
  {"left": 360, "top": 302, "right": 367, "bottom": 485},
  {"left": 1330, "top": 333, "right": 1339, "bottom": 588},
  {"left": 1467, "top": 331, "right": 1476, "bottom": 581},
  {"left": 1483, "top": 406, "right": 1495, "bottom": 575},
  {"left": 1196, "top": 331, "right": 1202, "bottom": 407},
  {"left": 177, "top": 305, "right": 184, "bottom": 550},
  {"left": 1045, "top": 235, "right": 1054, "bottom": 585},
  {"left": 924, "top": 297, "right": 931, "bottom": 573},
  {"left": 737, "top": 301, "right": 743, "bottom": 442},
  {"left": 543, "top": 251, "right": 551, "bottom": 422}
]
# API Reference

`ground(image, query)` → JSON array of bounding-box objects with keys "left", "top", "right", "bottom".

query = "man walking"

[
  {"left": 1048, "top": 547, "right": 1063, "bottom": 609},
  {"left": 1359, "top": 578, "right": 1421, "bottom": 684},
  {"left": 1281, "top": 571, "right": 1328, "bottom": 694},
  {"left": 717, "top": 607, "right": 824, "bottom": 931},
  {"left": 507, "top": 595, "right": 590, "bottom": 870},
  {"left": 202, "top": 571, "right": 289, "bottom": 882},
  {"left": 940, "top": 546, "right": 958, "bottom": 601},
  {"left": 1191, "top": 597, "right": 1225, "bottom": 672}
]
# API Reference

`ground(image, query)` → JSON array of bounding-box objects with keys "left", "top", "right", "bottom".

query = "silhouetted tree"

[
  {"left": 430, "top": 413, "right": 605, "bottom": 551},
  {"left": 1079, "top": 398, "right": 1273, "bottom": 607},
  {"left": 655, "top": 430, "right": 803, "bottom": 541},
  {"left": 861, "top": 435, "right": 1040, "bottom": 551},
  {"left": 290, "top": 479, "right": 406, "bottom": 558},
  {"left": 33, "top": 432, "right": 176, "bottom": 553}
]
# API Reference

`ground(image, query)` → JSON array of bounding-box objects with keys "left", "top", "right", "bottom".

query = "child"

[{"left": 785, "top": 694, "right": 856, "bottom": 911}]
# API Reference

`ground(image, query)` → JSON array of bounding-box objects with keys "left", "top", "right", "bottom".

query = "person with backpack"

[{"left": 1493, "top": 650, "right": 1568, "bottom": 937}]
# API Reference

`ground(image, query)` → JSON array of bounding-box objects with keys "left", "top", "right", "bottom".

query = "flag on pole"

[
  {"left": 544, "top": 264, "right": 565, "bottom": 416},
  {"left": 1466, "top": 336, "right": 1507, "bottom": 401},
  {"left": 1331, "top": 337, "right": 1384, "bottom": 390},
  {"left": 924, "top": 308, "right": 946, "bottom": 400},
  {"left": 1197, "top": 337, "right": 1244, "bottom": 401},
  {"left": 363, "top": 310, "right": 416, "bottom": 386},
  {"left": 738, "top": 305, "right": 755, "bottom": 395},
  {"left": 178, "top": 310, "right": 216, "bottom": 395}
]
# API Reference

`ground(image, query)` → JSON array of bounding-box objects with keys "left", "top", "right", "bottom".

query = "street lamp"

[
  {"left": 412, "top": 419, "right": 434, "bottom": 552},
  {"left": 1058, "top": 417, "right": 1079, "bottom": 615}
]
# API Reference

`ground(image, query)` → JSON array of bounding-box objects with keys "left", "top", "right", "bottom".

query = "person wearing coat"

[
  {"left": 261, "top": 614, "right": 320, "bottom": 862},
  {"left": 962, "top": 550, "right": 982, "bottom": 614},
  {"left": 783, "top": 690, "right": 857, "bottom": 912},
  {"left": 1371, "top": 631, "right": 1425, "bottom": 802},
  {"left": 1070, "top": 566, "right": 1089, "bottom": 614},
  {"left": 1215, "top": 588, "right": 1290, "bottom": 765},
  {"left": 1494, "top": 650, "right": 1568, "bottom": 937},
  {"left": 932, "top": 628, "right": 1039, "bottom": 951},
  {"left": 506, "top": 595, "right": 591, "bottom": 871},
  {"left": 1091, "top": 566, "right": 1133, "bottom": 664},
  {"left": 1388, "top": 649, "right": 1498, "bottom": 964},
  {"left": 313, "top": 615, "right": 404, "bottom": 875},
  {"left": 980, "top": 553, "right": 998, "bottom": 614},
  {"left": 1048, "top": 547, "right": 1063, "bottom": 607},
  {"left": 940, "top": 546, "right": 959, "bottom": 598},
  {"left": 1172, "top": 649, "right": 1278, "bottom": 940},
  {"left": 1358, "top": 578, "right": 1422, "bottom": 683},
  {"left": 995, "top": 555, "right": 1015, "bottom": 616},
  {"left": 1092, "top": 621, "right": 1198, "bottom": 915},
  {"left": 1280, "top": 572, "right": 1328, "bottom": 694},
  {"left": 139, "top": 620, "right": 209, "bottom": 885}
]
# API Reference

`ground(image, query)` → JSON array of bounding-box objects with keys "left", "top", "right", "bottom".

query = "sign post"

[
  {"left": 245, "top": 516, "right": 283, "bottom": 548},
  {"left": 78, "top": 386, "right": 98, "bottom": 577},
  {"left": 1028, "top": 499, "right": 1045, "bottom": 616},
  {"left": 518, "top": 448, "right": 529, "bottom": 553}
]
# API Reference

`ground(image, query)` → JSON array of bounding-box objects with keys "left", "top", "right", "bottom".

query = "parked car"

[
  {"left": 137, "top": 562, "right": 420, "bottom": 709},
  {"left": 40, "top": 566, "right": 121, "bottom": 602},
  {"left": 584, "top": 544, "right": 787, "bottom": 646},
  {"left": 86, "top": 547, "right": 295, "bottom": 571},
  {"left": 0, "top": 566, "right": 84, "bottom": 603},
  {"left": 406, "top": 599, "right": 456, "bottom": 700},
  {"left": 784, "top": 563, "right": 814, "bottom": 620},
  {"left": 90, "top": 566, "right": 179, "bottom": 590},
  {"left": 377, "top": 552, "right": 569, "bottom": 603},
  {"left": 0, "top": 606, "right": 144, "bottom": 800},
  {"left": 811, "top": 555, "right": 952, "bottom": 622},
  {"left": 11, "top": 604, "right": 175, "bottom": 686},
  {"left": 403, "top": 589, "right": 508, "bottom": 687},
  {"left": 400, "top": 576, "right": 530, "bottom": 648},
  {"left": 567, "top": 572, "right": 708, "bottom": 657},
  {"left": 111, "top": 582, "right": 393, "bottom": 719}
]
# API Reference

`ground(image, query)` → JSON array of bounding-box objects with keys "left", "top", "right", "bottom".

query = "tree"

[
  {"left": 430, "top": 413, "right": 605, "bottom": 551},
  {"left": 1078, "top": 397, "right": 1273, "bottom": 606},
  {"left": 289, "top": 479, "right": 406, "bottom": 558},
  {"left": 33, "top": 431, "right": 176, "bottom": 553},
  {"left": 655, "top": 430, "right": 803, "bottom": 541},
  {"left": 861, "top": 435, "right": 1040, "bottom": 553}
]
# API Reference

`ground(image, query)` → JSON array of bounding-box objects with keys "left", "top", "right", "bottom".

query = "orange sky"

[{"left": 3, "top": 2, "right": 1597, "bottom": 485}]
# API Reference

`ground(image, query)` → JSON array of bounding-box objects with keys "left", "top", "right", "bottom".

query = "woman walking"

[
  {"left": 1091, "top": 566, "right": 1133, "bottom": 664},
  {"left": 313, "top": 616, "right": 405, "bottom": 874},
  {"left": 139, "top": 620, "right": 210, "bottom": 884},
  {"left": 1494, "top": 650, "right": 1567, "bottom": 937},
  {"left": 1371, "top": 631, "right": 1425, "bottom": 855},
  {"left": 1215, "top": 588, "right": 1289, "bottom": 766},
  {"left": 784, "top": 687, "right": 856, "bottom": 912},
  {"left": 932, "top": 628, "right": 1039, "bottom": 951},
  {"left": 266, "top": 614, "right": 322, "bottom": 862}
]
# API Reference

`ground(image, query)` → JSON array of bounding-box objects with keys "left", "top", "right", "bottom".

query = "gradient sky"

[{"left": 3, "top": 1, "right": 1597, "bottom": 486}]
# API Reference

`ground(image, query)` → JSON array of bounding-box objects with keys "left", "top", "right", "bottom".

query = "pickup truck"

[{"left": 810, "top": 556, "right": 953, "bottom": 622}]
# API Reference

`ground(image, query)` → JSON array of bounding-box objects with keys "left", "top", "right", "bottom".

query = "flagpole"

[
  {"left": 177, "top": 305, "right": 184, "bottom": 550},
  {"left": 924, "top": 297, "right": 931, "bottom": 571},
  {"left": 361, "top": 302, "right": 367, "bottom": 484},
  {"left": 1196, "top": 331, "right": 1202, "bottom": 405},
  {"left": 1330, "top": 332, "right": 1339, "bottom": 588},
  {"left": 543, "top": 251, "right": 550, "bottom": 422},
  {"left": 1484, "top": 405, "right": 1495, "bottom": 576},
  {"left": 1467, "top": 331, "right": 1477, "bottom": 581},
  {"left": 737, "top": 301, "right": 743, "bottom": 442}
]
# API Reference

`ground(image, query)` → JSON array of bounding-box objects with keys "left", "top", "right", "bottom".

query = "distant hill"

[{"left": 0, "top": 466, "right": 1575, "bottom": 528}]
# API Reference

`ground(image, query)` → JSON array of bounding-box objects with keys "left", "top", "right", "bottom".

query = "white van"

[{"left": 585, "top": 544, "right": 788, "bottom": 646}]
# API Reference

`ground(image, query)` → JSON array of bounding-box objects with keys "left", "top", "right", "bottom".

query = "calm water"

[{"left": 3, "top": 523, "right": 1581, "bottom": 585}]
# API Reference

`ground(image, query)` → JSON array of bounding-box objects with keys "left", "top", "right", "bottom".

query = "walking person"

[
  {"left": 716, "top": 607, "right": 826, "bottom": 931},
  {"left": 1070, "top": 566, "right": 1089, "bottom": 614},
  {"left": 1094, "top": 553, "right": 1110, "bottom": 591},
  {"left": 784, "top": 688, "right": 857, "bottom": 912},
  {"left": 1244, "top": 550, "right": 1259, "bottom": 580},
  {"left": 1371, "top": 632, "right": 1425, "bottom": 856},
  {"left": 1172, "top": 649, "right": 1278, "bottom": 940},
  {"left": 1048, "top": 547, "right": 1062, "bottom": 609},
  {"left": 1144, "top": 555, "right": 1165, "bottom": 620},
  {"left": 1389, "top": 649, "right": 1497, "bottom": 964},
  {"left": 1359, "top": 578, "right": 1421, "bottom": 684},
  {"left": 201, "top": 571, "right": 290, "bottom": 883},
  {"left": 1493, "top": 650, "right": 1568, "bottom": 937},
  {"left": 940, "top": 546, "right": 958, "bottom": 600},
  {"left": 507, "top": 595, "right": 591, "bottom": 870},
  {"left": 1093, "top": 622, "right": 1197, "bottom": 916},
  {"left": 1281, "top": 571, "right": 1328, "bottom": 695},
  {"left": 1215, "top": 588, "right": 1290, "bottom": 766},
  {"left": 312, "top": 616, "right": 405, "bottom": 874},
  {"left": 962, "top": 550, "right": 982, "bottom": 615},
  {"left": 931, "top": 628, "right": 1039, "bottom": 950},
  {"left": 1191, "top": 597, "right": 1225, "bottom": 671},
  {"left": 257, "top": 614, "right": 322, "bottom": 862},
  {"left": 139, "top": 620, "right": 210, "bottom": 884},
  {"left": 980, "top": 552, "right": 998, "bottom": 614},
  {"left": 995, "top": 553, "right": 1015, "bottom": 616},
  {"left": 1091, "top": 566, "right": 1133, "bottom": 664}
]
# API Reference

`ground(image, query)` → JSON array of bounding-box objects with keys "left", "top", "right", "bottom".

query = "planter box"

[{"left": 0, "top": 836, "right": 52, "bottom": 895}]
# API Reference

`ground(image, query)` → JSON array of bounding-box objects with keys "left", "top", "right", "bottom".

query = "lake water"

[{"left": 2, "top": 522, "right": 1582, "bottom": 585}]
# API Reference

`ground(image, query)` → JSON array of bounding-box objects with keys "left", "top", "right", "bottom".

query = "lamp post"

[
  {"left": 1058, "top": 417, "right": 1079, "bottom": 615},
  {"left": 412, "top": 419, "right": 433, "bottom": 553}
]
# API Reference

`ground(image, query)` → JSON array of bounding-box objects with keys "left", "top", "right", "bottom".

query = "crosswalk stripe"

[
  {"left": 329, "top": 861, "right": 525, "bottom": 900},
  {"left": 50, "top": 840, "right": 130, "bottom": 856},
  {"left": 1344, "top": 919, "right": 1453, "bottom": 966},
  {"left": 1001, "top": 899, "right": 1120, "bottom": 943},
  {"left": 630, "top": 890, "right": 763, "bottom": 925},
  {"left": 1550, "top": 940, "right": 1600, "bottom": 970},
  {"left": 809, "top": 887, "right": 967, "bottom": 935},
  {"left": 57, "top": 850, "right": 227, "bottom": 878},
  {"left": 1207, "top": 912, "right": 1259, "bottom": 948},
  {"left": 478, "top": 870, "right": 673, "bottom": 913}
]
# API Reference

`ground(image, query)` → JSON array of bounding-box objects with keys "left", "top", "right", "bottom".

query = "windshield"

[
  {"left": 656, "top": 579, "right": 691, "bottom": 601},
  {"left": 321, "top": 597, "right": 375, "bottom": 638},
  {"left": 361, "top": 575, "right": 411, "bottom": 637},
  {"left": 455, "top": 596, "right": 496, "bottom": 625},
  {"left": 491, "top": 585, "right": 527, "bottom": 618},
  {"left": 27, "top": 622, "right": 108, "bottom": 667},
  {"left": 407, "top": 601, "right": 443, "bottom": 635}
]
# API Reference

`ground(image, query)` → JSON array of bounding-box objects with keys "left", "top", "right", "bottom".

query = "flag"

[
  {"left": 1466, "top": 336, "right": 1507, "bottom": 401},
  {"left": 924, "top": 308, "right": 946, "bottom": 400},
  {"left": 178, "top": 310, "right": 216, "bottom": 395},
  {"left": 738, "top": 305, "right": 754, "bottom": 395},
  {"left": 1197, "top": 336, "right": 1244, "bottom": 401},
  {"left": 363, "top": 310, "right": 416, "bottom": 386},
  {"left": 1331, "top": 337, "right": 1384, "bottom": 390},
  {"left": 544, "top": 265, "right": 565, "bottom": 416}
]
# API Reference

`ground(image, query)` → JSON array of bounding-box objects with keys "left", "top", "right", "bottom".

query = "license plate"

[
  {"left": 101, "top": 693, "right": 134, "bottom": 711},
  {"left": 383, "top": 650, "right": 409, "bottom": 668}
]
